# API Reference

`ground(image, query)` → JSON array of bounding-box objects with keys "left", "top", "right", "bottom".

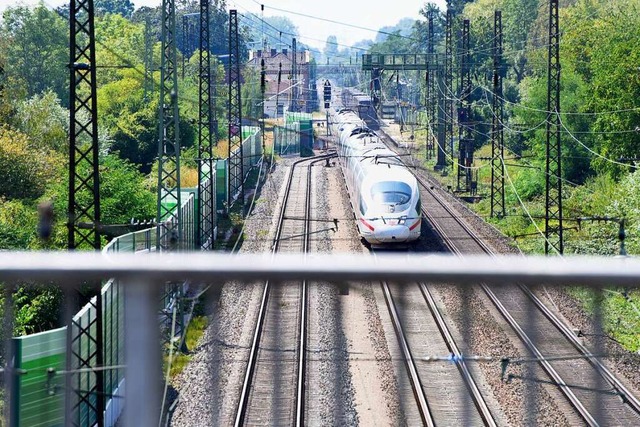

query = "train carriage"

[{"left": 335, "top": 109, "right": 421, "bottom": 245}]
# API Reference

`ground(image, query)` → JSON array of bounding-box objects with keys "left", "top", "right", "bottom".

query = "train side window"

[{"left": 359, "top": 196, "right": 368, "bottom": 215}]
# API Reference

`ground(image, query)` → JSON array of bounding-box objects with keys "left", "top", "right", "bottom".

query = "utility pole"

[
  {"left": 143, "top": 16, "right": 154, "bottom": 100},
  {"left": 198, "top": 0, "right": 215, "bottom": 250},
  {"left": 426, "top": 10, "right": 435, "bottom": 160},
  {"left": 457, "top": 19, "right": 473, "bottom": 193},
  {"left": 291, "top": 37, "right": 299, "bottom": 113},
  {"left": 157, "top": 0, "right": 181, "bottom": 250},
  {"left": 444, "top": 9, "right": 454, "bottom": 167},
  {"left": 545, "top": 0, "right": 563, "bottom": 255},
  {"left": 68, "top": 0, "right": 104, "bottom": 425},
  {"left": 181, "top": 13, "right": 198, "bottom": 79},
  {"left": 157, "top": 0, "right": 185, "bottom": 361},
  {"left": 228, "top": 9, "right": 244, "bottom": 212},
  {"left": 436, "top": 63, "right": 447, "bottom": 170},
  {"left": 260, "top": 57, "right": 266, "bottom": 152},
  {"left": 491, "top": 10, "right": 506, "bottom": 218},
  {"left": 425, "top": 68, "right": 431, "bottom": 159}
]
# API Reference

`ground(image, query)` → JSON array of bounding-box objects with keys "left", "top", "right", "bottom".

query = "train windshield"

[{"left": 370, "top": 181, "right": 412, "bottom": 205}]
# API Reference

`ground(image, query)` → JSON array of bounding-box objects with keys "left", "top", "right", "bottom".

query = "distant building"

[{"left": 247, "top": 47, "right": 316, "bottom": 118}]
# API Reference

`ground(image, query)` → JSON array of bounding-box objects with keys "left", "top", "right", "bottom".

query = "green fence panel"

[
  {"left": 13, "top": 328, "right": 66, "bottom": 427},
  {"left": 216, "top": 159, "right": 227, "bottom": 210},
  {"left": 274, "top": 123, "right": 300, "bottom": 155}
]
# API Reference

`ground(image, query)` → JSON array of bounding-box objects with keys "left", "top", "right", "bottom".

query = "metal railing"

[{"left": 2, "top": 252, "right": 639, "bottom": 426}]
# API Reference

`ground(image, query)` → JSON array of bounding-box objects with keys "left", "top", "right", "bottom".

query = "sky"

[{"left": 1, "top": 0, "right": 447, "bottom": 50}]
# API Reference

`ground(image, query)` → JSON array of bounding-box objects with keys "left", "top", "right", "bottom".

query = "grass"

[{"left": 166, "top": 315, "right": 209, "bottom": 378}]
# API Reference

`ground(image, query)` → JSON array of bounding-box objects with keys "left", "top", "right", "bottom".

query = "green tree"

[
  {"left": 0, "top": 5, "right": 68, "bottom": 105},
  {"left": 11, "top": 91, "right": 68, "bottom": 154},
  {"left": 324, "top": 36, "right": 339, "bottom": 63},
  {"left": 95, "top": 13, "right": 146, "bottom": 86},
  {"left": 95, "top": 0, "right": 135, "bottom": 17},
  {"left": 13, "top": 286, "right": 64, "bottom": 336},
  {"left": 0, "top": 198, "right": 38, "bottom": 249},
  {"left": 98, "top": 154, "right": 156, "bottom": 224},
  {"left": 97, "top": 69, "right": 160, "bottom": 171},
  {"left": 0, "top": 127, "right": 64, "bottom": 200}
]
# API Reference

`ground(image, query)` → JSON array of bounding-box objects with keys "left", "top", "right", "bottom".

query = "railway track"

[
  {"left": 234, "top": 154, "right": 332, "bottom": 426},
  {"left": 327, "top": 98, "right": 640, "bottom": 424},
  {"left": 375, "top": 270, "right": 498, "bottom": 426},
  {"left": 333, "top": 102, "right": 497, "bottom": 424},
  {"left": 374, "top": 120, "right": 640, "bottom": 425},
  {"left": 421, "top": 181, "right": 640, "bottom": 425},
  {"left": 330, "top": 103, "right": 640, "bottom": 426}
]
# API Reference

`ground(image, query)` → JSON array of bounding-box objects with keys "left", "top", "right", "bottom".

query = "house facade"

[{"left": 247, "top": 48, "right": 316, "bottom": 118}]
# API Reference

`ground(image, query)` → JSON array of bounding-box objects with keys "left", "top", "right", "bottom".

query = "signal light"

[{"left": 323, "top": 80, "right": 332, "bottom": 103}]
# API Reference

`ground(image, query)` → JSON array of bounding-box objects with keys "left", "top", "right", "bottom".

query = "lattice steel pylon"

[
  {"left": 426, "top": 11, "right": 435, "bottom": 160},
  {"left": 156, "top": 0, "right": 182, "bottom": 250},
  {"left": 290, "top": 37, "right": 299, "bottom": 113},
  {"left": 68, "top": 0, "right": 104, "bottom": 425},
  {"left": 545, "top": 0, "right": 563, "bottom": 255},
  {"left": 491, "top": 10, "right": 506, "bottom": 219},
  {"left": 457, "top": 19, "right": 472, "bottom": 192},
  {"left": 228, "top": 9, "right": 243, "bottom": 211},
  {"left": 444, "top": 9, "right": 454, "bottom": 166},
  {"left": 143, "top": 16, "right": 154, "bottom": 100},
  {"left": 198, "top": 0, "right": 215, "bottom": 250}
]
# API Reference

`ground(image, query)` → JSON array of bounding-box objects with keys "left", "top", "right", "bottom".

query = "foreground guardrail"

[{"left": 1, "top": 251, "right": 639, "bottom": 426}]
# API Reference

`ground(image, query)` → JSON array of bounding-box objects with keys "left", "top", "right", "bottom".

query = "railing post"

[{"left": 124, "top": 277, "right": 161, "bottom": 427}]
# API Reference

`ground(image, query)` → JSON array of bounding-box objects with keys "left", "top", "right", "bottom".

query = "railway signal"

[{"left": 323, "top": 80, "right": 332, "bottom": 109}]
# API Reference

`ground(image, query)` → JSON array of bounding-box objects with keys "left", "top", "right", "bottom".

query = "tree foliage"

[
  {"left": 95, "top": 0, "right": 135, "bottom": 17},
  {"left": 13, "top": 286, "right": 64, "bottom": 336},
  {"left": 11, "top": 91, "right": 69, "bottom": 154},
  {"left": 0, "top": 127, "right": 64, "bottom": 200},
  {"left": 0, "top": 5, "right": 68, "bottom": 105}
]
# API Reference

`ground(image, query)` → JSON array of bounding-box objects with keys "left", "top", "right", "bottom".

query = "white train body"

[{"left": 335, "top": 109, "right": 421, "bottom": 245}]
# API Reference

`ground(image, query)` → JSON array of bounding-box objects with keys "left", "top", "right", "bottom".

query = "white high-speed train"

[{"left": 335, "top": 109, "right": 421, "bottom": 245}]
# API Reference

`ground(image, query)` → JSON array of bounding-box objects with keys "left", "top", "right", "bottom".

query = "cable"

[
  {"left": 251, "top": 0, "right": 422, "bottom": 45},
  {"left": 557, "top": 113, "right": 638, "bottom": 169},
  {"left": 502, "top": 157, "right": 560, "bottom": 255},
  {"left": 159, "top": 299, "right": 179, "bottom": 427}
]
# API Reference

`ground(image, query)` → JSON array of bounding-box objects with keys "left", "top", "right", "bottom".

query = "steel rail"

[
  {"left": 234, "top": 156, "right": 308, "bottom": 426},
  {"left": 235, "top": 154, "right": 331, "bottom": 426},
  {"left": 376, "top": 125, "right": 498, "bottom": 425},
  {"left": 419, "top": 178, "right": 599, "bottom": 426},
  {"left": 418, "top": 282, "right": 498, "bottom": 427},
  {"left": 296, "top": 158, "right": 319, "bottom": 427},
  {"left": 374, "top": 121, "right": 627, "bottom": 425},
  {"left": 379, "top": 277, "right": 435, "bottom": 427},
  {"left": 426, "top": 177, "right": 640, "bottom": 418},
  {"left": 520, "top": 284, "right": 640, "bottom": 417}
]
